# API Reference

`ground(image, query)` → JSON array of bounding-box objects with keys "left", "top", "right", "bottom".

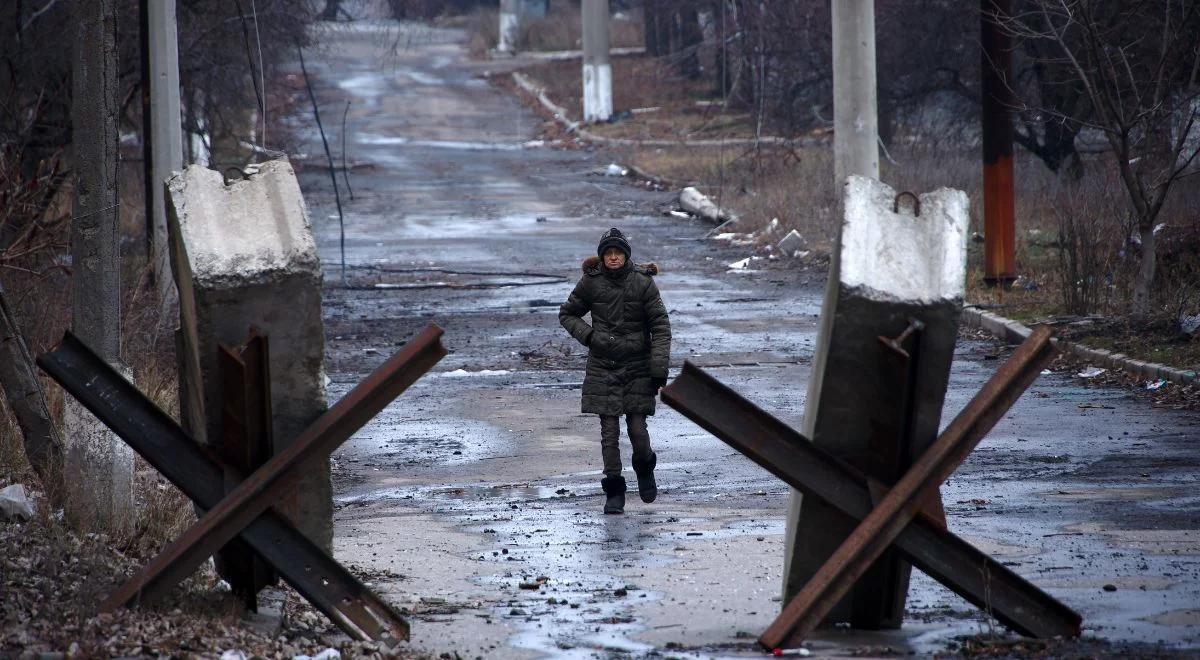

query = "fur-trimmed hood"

[{"left": 583, "top": 255, "right": 658, "bottom": 276}]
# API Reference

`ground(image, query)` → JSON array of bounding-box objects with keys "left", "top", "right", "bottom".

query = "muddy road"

[{"left": 290, "top": 22, "right": 1200, "bottom": 659}]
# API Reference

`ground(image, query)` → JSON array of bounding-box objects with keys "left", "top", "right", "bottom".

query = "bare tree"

[{"left": 1004, "top": 0, "right": 1200, "bottom": 322}]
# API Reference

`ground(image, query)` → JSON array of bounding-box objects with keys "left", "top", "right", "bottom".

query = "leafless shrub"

[
  {"left": 1053, "top": 178, "right": 1121, "bottom": 315},
  {"left": 464, "top": 8, "right": 500, "bottom": 57}
]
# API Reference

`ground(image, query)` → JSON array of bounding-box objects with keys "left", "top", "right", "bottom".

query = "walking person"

[{"left": 559, "top": 228, "right": 672, "bottom": 514}]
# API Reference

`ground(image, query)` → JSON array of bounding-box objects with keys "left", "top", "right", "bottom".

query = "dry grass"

[
  {"left": 521, "top": 55, "right": 765, "bottom": 141},
  {"left": 607, "top": 134, "right": 1200, "bottom": 371},
  {"left": 0, "top": 143, "right": 191, "bottom": 545}
]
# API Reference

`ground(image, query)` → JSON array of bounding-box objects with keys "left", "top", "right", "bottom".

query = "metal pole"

[
  {"left": 581, "top": 0, "right": 612, "bottom": 123},
  {"left": 981, "top": 0, "right": 1017, "bottom": 287},
  {"left": 148, "top": 0, "right": 184, "bottom": 301},
  {"left": 70, "top": 0, "right": 133, "bottom": 527},
  {"left": 831, "top": 0, "right": 879, "bottom": 186}
]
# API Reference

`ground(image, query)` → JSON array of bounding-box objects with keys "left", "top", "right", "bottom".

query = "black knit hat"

[{"left": 597, "top": 227, "right": 631, "bottom": 259}]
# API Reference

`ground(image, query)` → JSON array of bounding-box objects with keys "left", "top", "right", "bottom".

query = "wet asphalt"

[{"left": 290, "top": 21, "right": 1200, "bottom": 659}]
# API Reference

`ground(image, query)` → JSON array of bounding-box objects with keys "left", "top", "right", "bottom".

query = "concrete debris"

[
  {"left": 712, "top": 232, "right": 756, "bottom": 246},
  {"left": 295, "top": 649, "right": 341, "bottom": 660},
  {"left": 601, "top": 163, "right": 628, "bottom": 176},
  {"left": 0, "top": 483, "right": 34, "bottom": 521},
  {"left": 1179, "top": 313, "right": 1200, "bottom": 338},
  {"left": 777, "top": 229, "right": 804, "bottom": 257},
  {"left": 679, "top": 186, "right": 737, "bottom": 225}
]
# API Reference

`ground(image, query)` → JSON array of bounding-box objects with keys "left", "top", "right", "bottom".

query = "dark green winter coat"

[{"left": 559, "top": 256, "right": 671, "bottom": 415}]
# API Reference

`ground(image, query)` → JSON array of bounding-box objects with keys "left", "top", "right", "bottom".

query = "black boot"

[
  {"left": 632, "top": 452, "right": 657, "bottom": 503},
  {"left": 600, "top": 475, "right": 626, "bottom": 514}
]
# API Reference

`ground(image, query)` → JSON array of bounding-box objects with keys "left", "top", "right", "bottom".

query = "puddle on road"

[{"left": 338, "top": 472, "right": 791, "bottom": 657}]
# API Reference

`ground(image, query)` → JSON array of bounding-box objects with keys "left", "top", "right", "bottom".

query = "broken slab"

[
  {"left": 782, "top": 175, "right": 969, "bottom": 628},
  {"left": 777, "top": 229, "right": 804, "bottom": 257},
  {"left": 166, "top": 159, "right": 331, "bottom": 551}
]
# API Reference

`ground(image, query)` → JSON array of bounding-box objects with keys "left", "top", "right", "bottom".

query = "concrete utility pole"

[
  {"left": 70, "top": 0, "right": 134, "bottom": 528},
  {"left": 497, "top": 0, "right": 548, "bottom": 54},
  {"left": 497, "top": 0, "right": 520, "bottom": 54},
  {"left": 981, "top": 0, "right": 1017, "bottom": 287},
  {"left": 581, "top": 0, "right": 613, "bottom": 123},
  {"left": 146, "top": 0, "right": 183, "bottom": 301},
  {"left": 784, "top": 0, "right": 884, "bottom": 627},
  {"left": 831, "top": 0, "right": 879, "bottom": 186}
]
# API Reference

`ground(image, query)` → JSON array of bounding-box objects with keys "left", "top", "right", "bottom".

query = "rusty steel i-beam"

[
  {"left": 763, "top": 326, "right": 1058, "bottom": 648},
  {"left": 99, "top": 324, "right": 447, "bottom": 614},
  {"left": 661, "top": 327, "right": 1081, "bottom": 650},
  {"left": 215, "top": 329, "right": 277, "bottom": 609},
  {"left": 37, "top": 326, "right": 448, "bottom": 643}
]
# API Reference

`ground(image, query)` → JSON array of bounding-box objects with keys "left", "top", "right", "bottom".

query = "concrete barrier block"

[
  {"left": 166, "top": 159, "right": 331, "bottom": 550},
  {"left": 786, "top": 176, "right": 970, "bottom": 625}
]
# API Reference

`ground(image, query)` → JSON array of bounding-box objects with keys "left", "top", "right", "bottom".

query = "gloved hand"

[{"left": 651, "top": 376, "right": 667, "bottom": 392}]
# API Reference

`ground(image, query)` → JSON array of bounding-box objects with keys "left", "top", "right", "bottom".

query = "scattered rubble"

[{"left": 0, "top": 516, "right": 427, "bottom": 657}]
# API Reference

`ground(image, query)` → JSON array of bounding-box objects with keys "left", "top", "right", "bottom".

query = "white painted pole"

[
  {"left": 149, "top": 0, "right": 183, "bottom": 302},
  {"left": 581, "top": 0, "right": 612, "bottom": 123},
  {"left": 497, "top": 0, "right": 519, "bottom": 54}
]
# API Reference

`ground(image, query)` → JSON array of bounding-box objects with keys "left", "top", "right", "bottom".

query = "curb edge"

[{"left": 961, "top": 306, "right": 1197, "bottom": 386}]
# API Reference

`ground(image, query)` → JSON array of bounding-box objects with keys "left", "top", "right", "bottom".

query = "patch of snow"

[{"left": 440, "top": 369, "right": 511, "bottom": 378}]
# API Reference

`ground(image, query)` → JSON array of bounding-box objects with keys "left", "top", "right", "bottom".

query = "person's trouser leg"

[
  {"left": 599, "top": 415, "right": 626, "bottom": 513},
  {"left": 599, "top": 414, "right": 622, "bottom": 477},
  {"left": 625, "top": 414, "right": 653, "bottom": 461},
  {"left": 627, "top": 414, "right": 657, "bottom": 503}
]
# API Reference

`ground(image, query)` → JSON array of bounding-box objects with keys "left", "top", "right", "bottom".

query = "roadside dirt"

[{"left": 289, "top": 20, "right": 1200, "bottom": 659}]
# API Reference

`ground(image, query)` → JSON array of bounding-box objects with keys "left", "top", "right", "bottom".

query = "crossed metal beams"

[
  {"left": 38, "top": 324, "right": 447, "bottom": 644},
  {"left": 661, "top": 326, "right": 1082, "bottom": 650}
]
